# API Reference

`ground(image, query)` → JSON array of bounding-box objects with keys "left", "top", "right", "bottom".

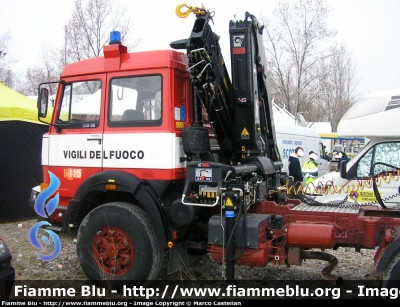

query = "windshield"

[{"left": 357, "top": 141, "right": 400, "bottom": 178}]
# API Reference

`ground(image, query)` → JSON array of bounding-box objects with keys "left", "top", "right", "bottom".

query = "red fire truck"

[{"left": 30, "top": 3, "right": 400, "bottom": 291}]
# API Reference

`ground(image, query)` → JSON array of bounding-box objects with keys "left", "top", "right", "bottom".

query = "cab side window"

[
  {"left": 108, "top": 75, "right": 162, "bottom": 126},
  {"left": 58, "top": 80, "right": 101, "bottom": 125},
  {"left": 357, "top": 142, "right": 400, "bottom": 178}
]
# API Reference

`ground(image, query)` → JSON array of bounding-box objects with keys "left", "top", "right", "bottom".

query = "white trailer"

[{"left": 311, "top": 89, "right": 400, "bottom": 207}]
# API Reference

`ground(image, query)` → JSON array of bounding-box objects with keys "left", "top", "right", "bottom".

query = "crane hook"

[{"left": 176, "top": 3, "right": 206, "bottom": 18}]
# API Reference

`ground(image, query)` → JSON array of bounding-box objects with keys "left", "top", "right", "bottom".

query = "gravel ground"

[{"left": 1, "top": 217, "right": 383, "bottom": 299}]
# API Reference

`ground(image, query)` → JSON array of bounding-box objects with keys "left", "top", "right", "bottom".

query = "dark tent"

[{"left": 0, "top": 83, "right": 49, "bottom": 222}]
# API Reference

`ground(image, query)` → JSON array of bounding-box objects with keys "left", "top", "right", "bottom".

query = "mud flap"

[{"left": 168, "top": 241, "right": 189, "bottom": 274}]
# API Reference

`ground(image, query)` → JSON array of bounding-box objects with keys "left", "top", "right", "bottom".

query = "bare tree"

[
  {"left": 318, "top": 44, "right": 358, "bottom": 131},
  {"left": 63, "top": 0, "right": 141, "bottom": 64},
  {"left": 263, "top": 0, "right": 336, "bottom": 121},
  {"left": 0, "top": 32, "right": 40, "bottom": 93},
  {"left": 0, "top": 32, "right": 16, "bottom": 88},
  {"left": 20, "top": 45, "right": 61, "bottom": 96},
  {"left": 20, "top": 0, "right": 140, "bottom": 96}
]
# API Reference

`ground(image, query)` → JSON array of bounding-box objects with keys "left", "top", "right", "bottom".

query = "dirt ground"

[
  {"left": 1, "top": 217, "right": 383, "bottom": 284},
  {"left": 1, "top": 218, "right": 86, "bottom": 281}
]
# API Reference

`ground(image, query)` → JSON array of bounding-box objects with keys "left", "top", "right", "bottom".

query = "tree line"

[{"left": 0, "top": 0, "right": 357, "bottom": 131}]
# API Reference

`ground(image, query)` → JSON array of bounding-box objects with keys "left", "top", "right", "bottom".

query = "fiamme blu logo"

[{"left": 29, "top": 171, "right": 62, "bottom": 261}]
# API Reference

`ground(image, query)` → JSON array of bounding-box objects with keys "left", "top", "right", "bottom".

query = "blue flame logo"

[{"left": 29, "top": 171, "right": 62, "bottom": 261}]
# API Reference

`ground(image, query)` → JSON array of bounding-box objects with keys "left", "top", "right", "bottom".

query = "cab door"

[
  {"left": 46, "top": 76, "right": 105, "bottom": 193},
  {"left": 102, "top": 74, "right": 164, "bottom": 176}
]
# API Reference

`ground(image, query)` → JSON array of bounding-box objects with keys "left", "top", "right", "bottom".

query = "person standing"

[
  {"left": 288, "top": 147, "right": 304, "bottom": 185},
  {"left": 336, "top": 151, "right": 350, "bottom": 171},
  {"left": 302, "top": 151, "right": 319, "bottom": 185}
]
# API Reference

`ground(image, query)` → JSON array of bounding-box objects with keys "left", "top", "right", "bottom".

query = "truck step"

[{"left": 44, "top": 225, "right": 62, "bottom": 233}]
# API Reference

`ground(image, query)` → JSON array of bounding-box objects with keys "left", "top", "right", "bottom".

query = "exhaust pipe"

[{"left": 302, "top": 251, "right": 343, "bottom": 286}]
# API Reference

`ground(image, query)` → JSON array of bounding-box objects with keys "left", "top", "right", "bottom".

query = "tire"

[
  {"left": 382, "top": 249, "right": 400, "bottom": 296},
  {"left": 76, "top": 202, "right": 164, "bottom": 289}
]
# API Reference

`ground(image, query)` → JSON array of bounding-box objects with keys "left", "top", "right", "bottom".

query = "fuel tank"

[{"left": 287, "top": 223, "right": 335, "bottom": 249}]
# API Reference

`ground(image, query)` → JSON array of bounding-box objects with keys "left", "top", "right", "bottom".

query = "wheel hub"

[
  {"left": 92, "top": 226, "right": 134, "bottom": 275},
  {"left": 106, "top": 246, "right": 117, "bottom": 258}
]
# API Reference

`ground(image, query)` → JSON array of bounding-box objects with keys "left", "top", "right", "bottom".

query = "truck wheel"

[
  {"left": 382, "top": 249, "right": 400, "bottom": 290},
  {"left": 76, "top": 202, "right": 164, "bottom": 289}
]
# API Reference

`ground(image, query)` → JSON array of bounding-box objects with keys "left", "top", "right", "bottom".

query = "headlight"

[{"left": 31, "top": 189, "right": 40, "bottom": 200}]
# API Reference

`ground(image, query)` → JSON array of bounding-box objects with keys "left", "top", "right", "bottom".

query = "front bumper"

[{"left": 28, "top": 185, "right": 41, "bottom": 214}]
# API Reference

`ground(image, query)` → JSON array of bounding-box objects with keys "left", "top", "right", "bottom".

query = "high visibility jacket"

[{"left": 302, "top": 159, "right": 318, "bottom": 185}]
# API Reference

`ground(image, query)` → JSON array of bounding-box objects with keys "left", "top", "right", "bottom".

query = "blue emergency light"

[{"left": 109, "top": 31, "right": 121, "bottom": 45}]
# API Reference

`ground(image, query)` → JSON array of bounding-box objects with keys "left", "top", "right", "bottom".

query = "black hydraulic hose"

[
  {"left": 192, "top": 86, "right": 204, "bottom": 127},
  {"left": 302, "top": 251, "right": 344, "bottom": 286}
]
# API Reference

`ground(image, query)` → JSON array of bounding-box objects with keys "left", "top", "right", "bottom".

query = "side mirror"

[
  {"left": 38, "top": 88, "right": 49, "bottom": 118},
  {"left": 339, "top": 160, "right": 348, "bottom": 178}
]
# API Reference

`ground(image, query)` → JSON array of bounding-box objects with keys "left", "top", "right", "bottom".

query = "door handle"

[{"left": 87, "top": 138, "right": 102, "bottom": 145}]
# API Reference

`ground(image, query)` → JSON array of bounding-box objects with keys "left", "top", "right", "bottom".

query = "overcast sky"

[{"left": 1, "top": 0, "right": 399, "bottom": 97}]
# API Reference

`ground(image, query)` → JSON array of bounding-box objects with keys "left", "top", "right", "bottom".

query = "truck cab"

[{"left": 34, "top": 45, "right": 193, "bottom": 226}]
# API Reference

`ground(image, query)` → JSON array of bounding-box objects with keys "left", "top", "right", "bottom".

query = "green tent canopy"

[{"left": 0, "top": 82, "right": 53, "bottom": 123}]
